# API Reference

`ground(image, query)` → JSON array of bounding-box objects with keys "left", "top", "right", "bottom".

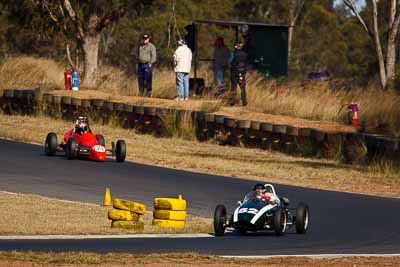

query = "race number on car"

[{"left": 93, "top": 145, "right": 106, "bottom": 152}]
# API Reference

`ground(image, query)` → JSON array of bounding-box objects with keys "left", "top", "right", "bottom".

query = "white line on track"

[
  {"left": 221, "top": 254, "right": 400, "bottom": 259},
  {"left": 0, "top": 234, "right": 213, "bottom": 240}
]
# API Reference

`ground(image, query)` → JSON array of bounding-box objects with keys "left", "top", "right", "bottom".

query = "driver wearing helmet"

[
  {"left": 253, "top": 183, "right": 271, "bottom": 202},
  {"left": 74, "top": 117, "right": 89, "bottom": 135}
]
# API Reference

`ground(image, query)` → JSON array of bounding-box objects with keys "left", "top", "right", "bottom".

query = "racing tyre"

[
  {"left": 96, "top": 134, "right": 105, "bottom": 146},
  {"left": 214, "top": 204, "right": 227, "bottom": 236},
  {"left": 65, "top": 138, "right": 77, "bottom": 160},
  {"left": 273, "top": 206, "right": 287, "bottom": 236},
  {"left": 113, "top": 198, "right": 146, "bottom": 215},
  {"left": 153, "top": 196, "right": 186, "bottom": 211},
  {"left": 45, "top": 132, "right": 57, "bottom": 156},
  {"left": 115, "top": 140, "right": 126, "bottom": 162},
  {"left": 296, "top": 202, "right": 310, "bottom": 234}
]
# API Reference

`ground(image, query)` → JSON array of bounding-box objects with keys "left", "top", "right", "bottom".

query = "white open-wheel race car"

[{"left": 214, "top": 184, "right": 310, "bottom": 236}]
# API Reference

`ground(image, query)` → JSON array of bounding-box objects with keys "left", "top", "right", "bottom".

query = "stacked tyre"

[
  {"left": 108, "top": 198, "right": 146, "bottom": 230},
  {"left": 152, "top": 195, "right": 186, "bottom": 229}
]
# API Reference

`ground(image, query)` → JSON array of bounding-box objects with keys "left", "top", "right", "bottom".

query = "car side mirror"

[{"left": 237, "top": 201, "right": 242, "bottom": 206}]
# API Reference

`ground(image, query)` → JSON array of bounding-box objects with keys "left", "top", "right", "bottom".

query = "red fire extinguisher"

[
  {"left": 348, "top": 103, "right": 359, "bottom": 126},
  {"left": 64, "top": 70, "right": 72, "bottom": 90}
]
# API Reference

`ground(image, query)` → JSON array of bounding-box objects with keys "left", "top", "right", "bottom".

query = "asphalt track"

[{"left": 0, "top": 138, "right": 399, "bottom": 255}]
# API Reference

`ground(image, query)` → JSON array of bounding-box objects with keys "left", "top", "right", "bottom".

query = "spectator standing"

[
  {"left": 230, "top": 42, "right": 248, "bottom": 106},
  {"left": 213, "top": 37, "right": 230, "bottom": 89},
  {"left": 137, "top": 33, "right": 157, "bottom": 97},
  {"left": 174, "top": 39, "right": 192, "bottom": 101}
]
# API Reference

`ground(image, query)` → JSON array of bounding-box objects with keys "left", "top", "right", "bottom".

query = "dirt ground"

[{"left": 0, "top": 252, "right": 399, "bottom": 267}]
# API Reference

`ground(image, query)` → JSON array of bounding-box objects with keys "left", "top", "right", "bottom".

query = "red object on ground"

[
  {"left": 348, "top": 103, "right": 359, "bottom": 126},
  {"left": 64, "top": 71, "right": 72, "bottom": 90}
]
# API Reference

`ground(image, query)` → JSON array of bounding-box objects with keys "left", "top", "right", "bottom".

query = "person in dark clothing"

[
  {"left": 137, "top": 33, "right": 157, "bottom": 97},
  {"left": 230, "top": 42, "right": 248, "bottom": 106}
]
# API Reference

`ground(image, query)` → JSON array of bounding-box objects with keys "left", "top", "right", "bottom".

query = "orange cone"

[{"left": 103, "top": 187, "right": 112, "bottom": 207}]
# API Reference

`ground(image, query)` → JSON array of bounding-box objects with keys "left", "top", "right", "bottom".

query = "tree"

[
  {"left": 343, "top": 0, "right": 400, "bottom": 89},
  {"left": 294, "top": 3, "right": 348, "bottom": 76},
  {"left": 35, "top": 0, "right": 129, "bottom": 83},
  {"left": 288, "top": 0, "right": 305, "bottom": 59}
]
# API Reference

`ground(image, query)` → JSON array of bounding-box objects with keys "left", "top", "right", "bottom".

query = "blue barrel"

[{"left": 72, "top": 71, "right": 79, "bottom": 91}]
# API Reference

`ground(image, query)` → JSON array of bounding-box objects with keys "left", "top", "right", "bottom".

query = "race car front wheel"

[
  {"left": 296, "top": 202, "right": 310, "bottom": 234},
  {"left": 45, "top": 132, "right": 57, "bottom": 156},
  {"left": 273, "top": 206, "right": 287, "bottom": 236},
  {"left": 115, "top": 140, "right": 126, "bottom": 162},
  {"left": 214, "top": 204, "right": 227, "bottom": 236},
  {"left": 66, "top": 138, "right": 77, "bottom": 160}
]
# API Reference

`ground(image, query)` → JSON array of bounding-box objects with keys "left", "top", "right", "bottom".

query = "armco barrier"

[{"left": 1, "top": 89, "right": 399, "bottom": 165}]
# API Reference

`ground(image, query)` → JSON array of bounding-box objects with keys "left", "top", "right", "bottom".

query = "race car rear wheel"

[
  {"left": 96, "top": 134, "right": 105, "bottom": 146},
  {"left": 273, "top": 206, "right": 287, "bottom": 236},
  {"left": 214, "top": 204, "right": 227, "bottom": 236},
  {"left": 296, "top": 202, "right": 310, "bottom": 234},
  {"left": 115, "top": 140, "right": 126, "bottom": 162},
  {"left": 45, "top": 132, "right": 57, "bottom": 156},
  {"left": 66, "top": 138, "right": 77, "bottom": 160}
]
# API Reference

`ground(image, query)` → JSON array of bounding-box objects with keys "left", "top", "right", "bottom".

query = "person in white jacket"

[{"left": 174, "top": 39, "right": 192, "bottom": 101}]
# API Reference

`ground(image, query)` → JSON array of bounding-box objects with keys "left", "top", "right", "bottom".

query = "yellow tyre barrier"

[
  {"left": 108, "top": 209, "right": 139, "bottom": 221},
  {"left": 113, "top": 198, "right": 146, "bottom": 215},
  {"left": 153, "top": 210, "right": 186, "bottom": 221},
  {"left": 111, "top": 220, "right": 144, "bottom": 230},
  {"left": 153, "top": 195, "right": 186, "bottom": 211},
  {"left": 152, "top": 219, "right": 185, "bottom": 229}
]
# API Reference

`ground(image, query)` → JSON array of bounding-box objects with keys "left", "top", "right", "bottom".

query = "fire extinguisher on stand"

[
  {"left": 338, "top": 102, "right": 360, "bottom": 127},
  {"left": 348, "top": 103, "right": 359, "bottom": 126},
  {"left": 64, "top": 70, "right": 72, "bottom": 90},
  {"left": 72, "top": 70, "right": 79, "bottom": 91}
]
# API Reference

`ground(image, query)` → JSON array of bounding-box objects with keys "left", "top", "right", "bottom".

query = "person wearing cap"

[
  {"left": 173, "top": 39, "right": 192, "bottom": 101},
  {"left": 230, "top": 42, "right": 248, "bottom": 106},
  {"left": 137, "top": 33, "right": 157, "bottom": 97}
]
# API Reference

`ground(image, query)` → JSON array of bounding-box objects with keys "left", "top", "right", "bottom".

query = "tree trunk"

[
  {"left": 82, "top": 34, "right": 101, "bottom": 83},
  {"left": 288, "top": 24, "right": 294, "bottom": 61},
  {"left": 82, "top": 14, "right": 101, "bottom": 83},
  {"left": 371, "top": 0, "right": 387, "bottom": 89},
  {"left": 386, "top": 37, "right": 396, "bottom": 87},
  {"left": 385, "top": 0, "right": 400, "bottom": 88}
]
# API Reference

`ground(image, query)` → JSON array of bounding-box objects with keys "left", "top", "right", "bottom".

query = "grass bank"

[
  {"left": 0, "top": 251, "right": 399, "bottom": 267},
  {"left": 1, "top": 56, "right": 400, "bottom": 136},
  {"left": 0, "top": 114, "right": 398, "bottom": 198}
]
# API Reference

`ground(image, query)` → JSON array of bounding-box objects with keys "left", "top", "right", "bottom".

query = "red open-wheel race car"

[{"left": 44, "top": 116, "right": 126, "bottom": 162}]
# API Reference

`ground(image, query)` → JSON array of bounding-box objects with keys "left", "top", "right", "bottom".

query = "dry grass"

[
  {"left": 0, "top": 251, "right": 399, "bottom": 267},
  {"left": 2, "top": 56, "right": 399, "bottom": 136},
  {"left": 0, "top": 56, "right": 65, "bottom": 91},
  {"left": 246, "top": 75, "right": 400, "bottom": 136},
  {"left": 159, "top": 110, "right": 196, "bottom": 140},
  {"left": 0, "top": 114, "right": 398, "bottom": 198},
  {"left": 0, "top": 191, "right": 212, "bottom": 235}
]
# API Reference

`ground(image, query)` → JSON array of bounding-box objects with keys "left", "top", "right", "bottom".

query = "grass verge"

[
  {"left": 0, "top": 251, "right": 399, "bottom": 267},
  {"left": 0, "top": 114, "right": 399, "bottom": 198},
  {"left": 0, "top": 191, "right": 212, "bottom": 235}
]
